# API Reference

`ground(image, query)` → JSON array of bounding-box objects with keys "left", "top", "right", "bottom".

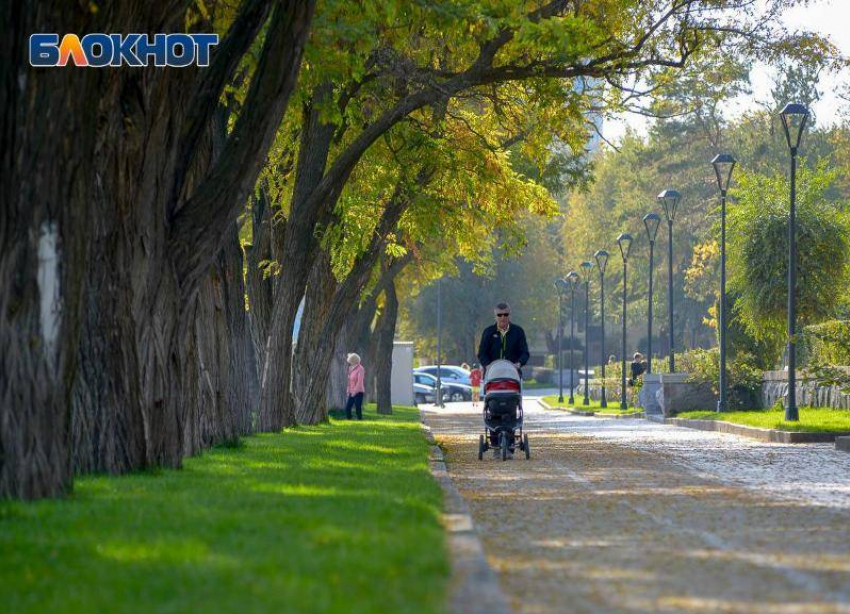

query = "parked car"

[
  {"left": 413, "top": 372, "right": 472, "bottom": 402},
  {"left": 414, "top": 365, "right": 472, "bottom": 386},
  {"left": 414, "top": 382, "right": 437, "bottom": 405}
]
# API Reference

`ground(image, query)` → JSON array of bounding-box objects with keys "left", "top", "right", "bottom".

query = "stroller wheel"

[
  {"left": 500, "top": 433, "right": 509, "bottom": 461},
  {"left": 523, "top": 433, "right": 530, "bottom": 460},
  {"left": 478, "top": 434, "right": 484, "bottom": 460}
]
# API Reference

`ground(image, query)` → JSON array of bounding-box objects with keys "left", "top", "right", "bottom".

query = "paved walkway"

[{"left": 423, "top": 396, "right": 850, "bottom": 614}]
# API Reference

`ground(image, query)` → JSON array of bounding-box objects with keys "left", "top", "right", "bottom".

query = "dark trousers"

[{"left": 345, "top": 392, "right": 364, "bottom": 420}]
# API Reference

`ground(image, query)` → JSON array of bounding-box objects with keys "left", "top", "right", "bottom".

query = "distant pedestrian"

[
  {"left": 470, "top": 363, "right": 483, "bottom": 408},
  {"left": 461, "top": 362, "right": 471, "bottom": 372},
  {"left": 629, "top": 352, "right": 647, "bottom": 386},
  {"left": 345, "top": 353, "right": 365, "bottom": 420}
]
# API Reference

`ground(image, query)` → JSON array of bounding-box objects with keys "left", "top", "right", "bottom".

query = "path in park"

[{"left": 423, "top": 395, "right": 850, "bottom": 614}]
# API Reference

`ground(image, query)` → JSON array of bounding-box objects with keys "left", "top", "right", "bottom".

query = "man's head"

[{"left": 494, "top": 302, "right": 511, "bottom": 329}]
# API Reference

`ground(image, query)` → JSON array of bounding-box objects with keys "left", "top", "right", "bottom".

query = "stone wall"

[{"left": 761, "top": 370, "right": 850, "bottom": 410}]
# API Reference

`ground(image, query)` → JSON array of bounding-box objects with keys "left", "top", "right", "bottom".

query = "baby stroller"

[{"left": 477, "top": 359, "right": 530, "bottom": 461}]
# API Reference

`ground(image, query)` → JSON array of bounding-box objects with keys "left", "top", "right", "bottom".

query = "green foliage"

[
  {"left": 675, "top": 348, "right": 762, "bottom": 409},
  {"left": 800, "top": 320, "right": 850, "bottom": 366},
  {"left": 727, "top": 164, "right": 850, "bottom": 357},
  {"left": 0, "top": 407, "right": 447, "bottom": 614}
]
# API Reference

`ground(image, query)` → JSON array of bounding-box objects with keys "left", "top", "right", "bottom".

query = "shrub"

[{"left": 678, "top": 347, "right": 762, "bottom": 409}]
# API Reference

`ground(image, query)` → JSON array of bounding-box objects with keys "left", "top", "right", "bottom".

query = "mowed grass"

[
  {"left": 676, "top": 407, "right": 850, "bottom": 433},
  {"left": 0, "top": 405, "right": 447, "bottom": 614},
  {"left": 542, "top": 396, "right": 641, "bottom": 415}
]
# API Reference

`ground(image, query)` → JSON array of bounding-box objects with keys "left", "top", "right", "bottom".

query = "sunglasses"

[{"left": 496, "top": 313, "right": 510, "bottom": 318}]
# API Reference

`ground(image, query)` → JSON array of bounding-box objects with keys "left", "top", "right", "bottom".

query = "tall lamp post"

[
  {"left": 617, "top": 234, "right": 633, "bottom": 409},
  {"left": 643, "top": 213, "right": 661, "bottom": 373},
  {"left": 580, "top": 261, "right": 594, "bottom": 405},
  {"left": 594, "top": 249, "right": 610, "bottom": 408},
  {"left": 712, "top": 154, "right": 737, "bottom": 412},
  {"left": 436, "top": 277, "right": 443, "bottom": 407},
  {"left": 555, "top": 278, "right": 568, "bottom": 403},
  {"left": 657, "top": 189, "right": 682, "bottom": 372},
  {"left": 567, "top": 271, "right": 580, "bottom": 405},
  {"left": 779, "top": 103, "right": 810, "bottom": 422}
]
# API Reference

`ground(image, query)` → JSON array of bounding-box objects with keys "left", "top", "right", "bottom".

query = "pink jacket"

[{"left": 347, "top": 363, "right": 365, "bottom": 395}]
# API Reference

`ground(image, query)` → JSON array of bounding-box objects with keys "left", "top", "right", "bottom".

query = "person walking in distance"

[
  {"left": 345, "top": 353, "right": 366, "bottom": 420},
  {"left": 470, "top": 363, "right": 483, "bottom": 409}
]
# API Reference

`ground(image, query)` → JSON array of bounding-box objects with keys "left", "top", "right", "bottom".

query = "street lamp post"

[
  {"left": 779, "top": 103, "right": 810, "bottom": 422},
  {"left": 436, "top": 276, "right": 443, "bottom": 407},
  {"left": 643, "top": 213, "right": 661, "bottom": 373},
  {"left": 657, "top": 189, "right": 682, "bottom": 373},
  {"left": 595, "top": 250, "right": 610, "bottom": 408},
  {"left": 580, "top": 261, "right": 594, "bottom": 405},
  {"left": 567, "top": 271, "right": 580, "bottom": 405},
  {"left": 617, "top": 234, "right": 633, "bottom": 409},
  {"left": 712, "top": 154, "right": 737, "bottom": 412},
  {"left": 555, "top": 278, "right": 569, "bottom": 403}
]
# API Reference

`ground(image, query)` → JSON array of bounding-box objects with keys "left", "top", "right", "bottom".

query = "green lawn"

[
  {"left": 675, "top": 407, "right": 850, "bottom": 433},
  {"left": 0, "top": 406, "right": 447, "bottom": 614},
  {"left": 541, "top": 396, "right": 641, "bottom": 415}
]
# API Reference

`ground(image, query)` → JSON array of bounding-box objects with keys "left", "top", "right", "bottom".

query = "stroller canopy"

[{"left": 484, "top": 359, "right": 520, "bottom": 384}]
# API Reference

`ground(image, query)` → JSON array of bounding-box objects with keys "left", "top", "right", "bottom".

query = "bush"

[
  {"left": 800, "top": 320, "right": 850, "bottom": 366},
  {"left": 678, "top": 348, "right": 762, "bottom": 409}
]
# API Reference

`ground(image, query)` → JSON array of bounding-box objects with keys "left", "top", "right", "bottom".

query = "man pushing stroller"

[{"left": 477, "top": 303, "right": 530, "bottom": 459}]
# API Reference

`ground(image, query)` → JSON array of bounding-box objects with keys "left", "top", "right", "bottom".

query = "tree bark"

[
  {"left": 1, "top": 2, "right": 103, "bottom": 497},
  {"left": 373, "top": 279, "right": 399, "bottom": 414},
  {"left": 2, "top": 0, "right": 314, "bottom": 498},
  {"left": 245, "top": 186, "right": 276, "bottom": 385}
]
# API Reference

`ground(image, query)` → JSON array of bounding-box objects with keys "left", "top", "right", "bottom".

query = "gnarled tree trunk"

[{"left": 373, "top": 279, "right": 399, "bottom": 414}]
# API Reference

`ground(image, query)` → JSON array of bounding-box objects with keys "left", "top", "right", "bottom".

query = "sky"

[{"left": 602, "top": 0, "right": 850, "bottom": 143}]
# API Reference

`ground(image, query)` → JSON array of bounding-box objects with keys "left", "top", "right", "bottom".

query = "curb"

[
  {"left": 538, "top": 398, "right": 643, "bottom": 419},
  {"left": 647, "top": 415, "right": 850, "bottom": 444},
  {"left": 420, "top": 411, "right": 511, "bottom": 614},
  {"left": 837, "top": 436, "right": 850, "bottom": 453}
]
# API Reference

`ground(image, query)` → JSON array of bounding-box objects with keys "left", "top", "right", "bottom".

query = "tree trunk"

[
  {"left": 258, "top": 84, "right": 336, "bottom": 430},
  {"left": 245, "top": 186, "right": 275, "bottom": 386},
  {"left": 1, "top": 3, "right": 104, "bottom": 497},
  {"left": 221, "top": 223, "right": 258, "bottom": 435},
  {"left": 373, "top": 279, "right": 399, "bottom": 414}
]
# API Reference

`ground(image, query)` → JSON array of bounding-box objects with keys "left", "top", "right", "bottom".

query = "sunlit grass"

[
  {"left": 0, "top": 405, "right": 447, "bottom": 614},
  {"left": 542, "top": 396, "right": 641, "bottom": 415},
  {"left": 676, "top": 407, "right": 850, "bottom": 433}
]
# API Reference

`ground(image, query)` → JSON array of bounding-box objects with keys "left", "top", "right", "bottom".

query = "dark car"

[
  {"left": 413, "top": 382, "right": 437, "bottom": 405},
  {"left": 414, "top": 365, "right": 472, "bottom": 386},
  {"left": 413, "top": 372, "right": 472, "bottom": 402}
]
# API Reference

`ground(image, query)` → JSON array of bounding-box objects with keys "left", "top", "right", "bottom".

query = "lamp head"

[
  {"left": 555, "top": 278, "right": 568, "bottom": 293},
  {"left": 643, "top": 212, "right": 661, "bottom": 243},
  {"left": 567, "top": 270, "right": 579, "bottom": 287},
  {"left": 594, "top": 249, "right": 609, "bottom": 275},
  {"left": 711, "top": 153, "right": 736, "bottom": 194},
  {"left": 580, "top": 260, "right": 594, "bottom": 281},
  {"left": 779, "top": 103, "right": 810, "bottom": 152},
  {"left": 616, "top": 233, "right": 633, "bottom": 262},
  {"left": 657, "top": 189, "right": 682, "bottom": 222}
]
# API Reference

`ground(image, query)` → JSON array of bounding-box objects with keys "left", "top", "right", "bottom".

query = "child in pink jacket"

[{"left": 345, "top": 353, "right": 366, "bottom": 420}]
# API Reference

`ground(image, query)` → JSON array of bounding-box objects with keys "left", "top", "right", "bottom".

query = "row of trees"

[{"left": 1, "top": 0, "right": 835, "bottom": 499}]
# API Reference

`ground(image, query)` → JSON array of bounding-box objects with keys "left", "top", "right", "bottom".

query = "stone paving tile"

[{"left": 422, "top": 399, "right": 850, "bottom": 614}]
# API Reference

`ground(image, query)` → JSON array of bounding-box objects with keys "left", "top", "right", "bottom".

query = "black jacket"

[{"left": 477, "top": 323, "right": 530, "bottom": 369}]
